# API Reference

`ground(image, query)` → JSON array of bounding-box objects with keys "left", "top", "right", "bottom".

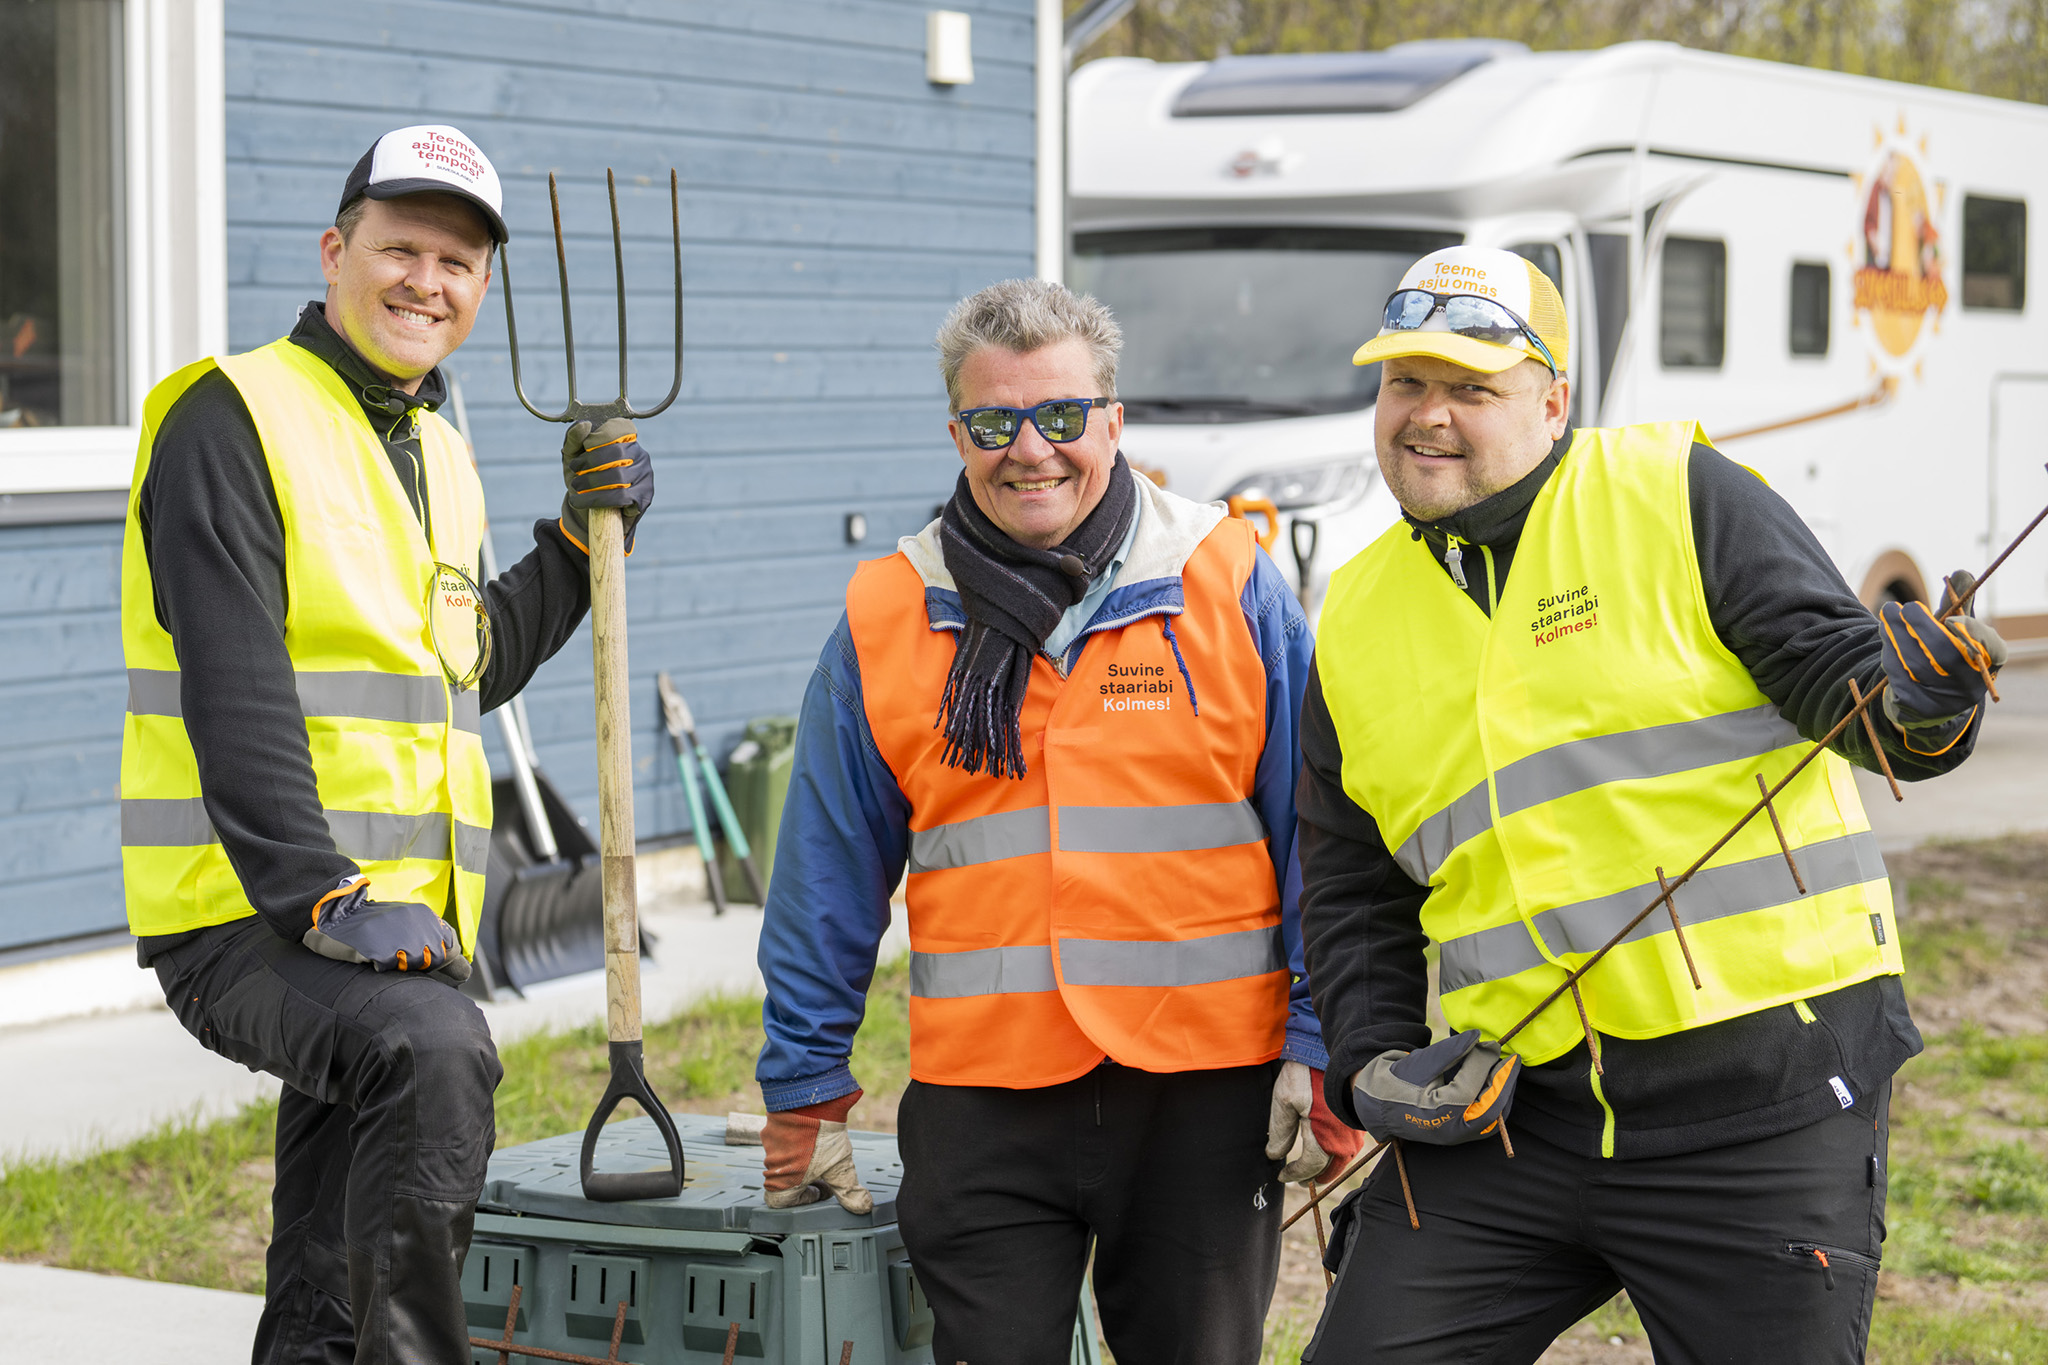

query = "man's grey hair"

[{"left": 936, "top": 278, "right": 1122, "bottom": 411}]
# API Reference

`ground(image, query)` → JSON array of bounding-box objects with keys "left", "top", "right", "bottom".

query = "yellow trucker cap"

[{"left": 1353, "top": 246, "right": 1570, "bottom": 375}]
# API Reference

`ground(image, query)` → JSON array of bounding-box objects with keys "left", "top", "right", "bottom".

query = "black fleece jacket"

[
  {"left": 1299, "top": 431, "right": 1957, "bottom": 1159},
  {"left": 134, "top": 303, "right": 590, "bottom": 955}
]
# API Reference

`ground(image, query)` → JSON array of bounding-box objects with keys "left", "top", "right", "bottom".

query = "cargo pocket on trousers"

[
  {"left": 1785, "top": 1237, "right": 1881, "bottom": 1338},
  {"left": 1300, "top": 1184, "right": 1371, "bottom": 1363}
]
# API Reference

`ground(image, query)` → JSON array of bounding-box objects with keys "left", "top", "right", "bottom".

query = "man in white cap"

[
  {"left": 1297, "top": 246, "right": 1999, "bottom": 1360},
  {"left": 121, "top": 126, "right": 654, "bottom": 1364}
]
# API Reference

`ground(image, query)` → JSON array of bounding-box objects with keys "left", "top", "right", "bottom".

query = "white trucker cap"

[{"left": 338, "top": 124, "right": 507, "bottom": 243}]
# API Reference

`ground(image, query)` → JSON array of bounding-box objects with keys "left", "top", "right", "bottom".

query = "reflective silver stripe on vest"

[
  {"left": 454, "top": 819, "right": 491, "bottom": 876},
  {"left": 909, "top": 808, "right": 1052, "bottom": 873},
  {"left": 909, "top": 944, "right": 1058, "bottom": 999},
  {"left": 906, "top": 800, "right": 1264, "bottom": 873},
  {"left": 1057, "top": 800, "right": 1264, "bottom": 854},
  {"left": 1059, "top": 924, "right": 1286, "bottom": 989},
  {"left": 1437, "top": 830, "right": 1886, "bottom": 994},
  {"left": 297, "top": 672, "right": 447, "bottom": 726},
  {"left": 1392, "top": 780, "right": 1490, "bottom": 885},
  {"left": 1493, "top": 705, "right": 1803, "bottom": 817},
  {"left": 324, "top": 809, "right": 453, "bottom": 864},
  {"left": 127, "top": 667, "right": 467, "bottom": 730},
  {"left": 1389, "top": 706, "right": 1807, "bottom": 883},
  {"left": 122, "top": 798, "right": 486, "bottom": 874},
  {"left": 121, "top": 797, "right": 219, "bottom": 846},
  {"left": 126, "top": 669, "right": 183, "bottom": 717}
]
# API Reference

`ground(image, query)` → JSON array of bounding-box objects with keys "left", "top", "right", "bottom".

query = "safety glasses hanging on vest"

[
  {"left": 426, "top": 562, "right": 493, "bottom": 691},
  {"left": 955, "top": 397, "right": 1111, "bottom": 451},
  {"left": 1379, "top": 290, "right": 1559, "bottom": 375}
]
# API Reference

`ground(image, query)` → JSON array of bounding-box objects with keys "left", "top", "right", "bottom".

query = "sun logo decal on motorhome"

[{"left": 1850, "top": 114, "right": 1949, "bottom": 373}]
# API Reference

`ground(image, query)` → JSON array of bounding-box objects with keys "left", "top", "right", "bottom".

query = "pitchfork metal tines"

[{"left": 502, "top": 168, "right": 684, "bottom": 425}]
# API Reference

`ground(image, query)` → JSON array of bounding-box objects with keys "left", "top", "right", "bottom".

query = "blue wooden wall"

[{"left": 0, "top": 0, "right": 1038, "bottom": 951}]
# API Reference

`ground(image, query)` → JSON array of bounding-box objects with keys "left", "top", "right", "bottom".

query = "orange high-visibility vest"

[{"left": 845, "top": 517, "right": 1289, "bottom": 1088}]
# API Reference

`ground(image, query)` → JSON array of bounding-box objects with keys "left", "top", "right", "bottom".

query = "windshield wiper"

[{"left": 1119, "top": 396, "right": 1322, "bottom": 418}]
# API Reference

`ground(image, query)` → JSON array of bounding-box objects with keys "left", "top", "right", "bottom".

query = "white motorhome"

[{"left": 1068, "top": 40, "right": 2048, "bottom": 632}]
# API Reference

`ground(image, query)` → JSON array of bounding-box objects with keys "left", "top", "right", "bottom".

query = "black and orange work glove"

[
  {"left": 1879, "top": 570, "right": 2006, "bottom": 752},
  {"left": 301, "top": 875, "right": 470, "bottom": 984},
  {"left": 761, "top": 1089, "right": 874, "bottom": 1214},
  {"left": 559, "top": 416, "right": 655, "bottom": 556},
  {"left": 1350, "top": 1029, "right": 1521, "bottom": 1146}
]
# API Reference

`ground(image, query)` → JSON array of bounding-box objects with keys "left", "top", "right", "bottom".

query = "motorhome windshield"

[{"left": 1070, "top": 227, "right": 1459, "bottom": 423}]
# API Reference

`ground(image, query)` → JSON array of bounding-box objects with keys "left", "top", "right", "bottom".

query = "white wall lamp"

[{"left": 927, "top": 10, "right": 974, "bottom": 85}]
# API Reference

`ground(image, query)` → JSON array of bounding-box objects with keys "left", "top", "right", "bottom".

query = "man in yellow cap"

[{"left": 1297, "top": 245, "right": 2000, "bottom": 1361}]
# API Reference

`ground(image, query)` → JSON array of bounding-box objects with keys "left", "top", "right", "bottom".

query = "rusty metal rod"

[
  {"left": 1497, "top": 1116, "right": 1516, "bottom": 1159},
  {"left": 470, "top": 1287, "right": 639, "bottom": 1365},
  {"left": 1280, "top": 1140, "right": 1387, "bottom": 1231},
  {"left": 1756, "top": 773, "right": 1807, "bottom": 892},
  {"left": 1656, "top": 865, "right": 1703, "bottom": 991},
  {"left": 468, "top": 1336, "right": 638, "bottom": 1365},
  {"left": 1848, "top": 676, "right": 1902, "bottom": 802},
  {"left": 496, "top": 1287, "right": 520, "bottom": 1365},
  {"left": 722, "top": 1321, "right": 740, "bottom": 1365},
  {"left": 1495, "top": 490, "right": 2048, "bottom": 1054},
  {"left": 1570, "top": 980, "right": 1604, "bottom": 1074},
  {"left": 1392, "top": 1139, "right": 1420, "bottom": 1231},
  {"left": 1309, "top": 1173, "right": 1334, "bottom": 1287}
]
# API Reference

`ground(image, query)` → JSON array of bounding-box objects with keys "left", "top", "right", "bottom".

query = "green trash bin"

[{"left": 716, "top": 716, "right": 797, "bottom": 905}]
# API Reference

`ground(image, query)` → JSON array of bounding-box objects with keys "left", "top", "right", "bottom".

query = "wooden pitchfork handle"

[{"left": 578, "top": 504, "right": 686, "bottom": 1201}]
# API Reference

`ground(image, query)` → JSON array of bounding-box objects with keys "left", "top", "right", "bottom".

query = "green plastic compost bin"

[
  {"left": 716, "top": 716, "right": 797, "bottom": 904},
  {"left": 467, "top": 1111, "right": 1101, "bottom": 1364}
]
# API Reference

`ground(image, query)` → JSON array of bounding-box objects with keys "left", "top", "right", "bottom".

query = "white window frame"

[{"left": 0, "top": 0, "right": 225, "bottom": 496}]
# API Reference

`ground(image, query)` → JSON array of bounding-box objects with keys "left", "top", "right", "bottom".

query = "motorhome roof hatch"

[{"left": 1170, "top": 41, "right": 1528, "bottom": 118}]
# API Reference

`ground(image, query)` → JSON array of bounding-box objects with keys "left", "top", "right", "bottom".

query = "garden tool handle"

[
  {"left": 580, "top": 504, "right": 685, "bottom": 1201},
  {"left": 588, "top": 504, "right": 641, "bottom": 1046}
]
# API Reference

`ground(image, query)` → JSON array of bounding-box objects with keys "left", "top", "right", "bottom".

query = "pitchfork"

[{"left": 501, "top": 167, "right": 687, "bottom": 1202}]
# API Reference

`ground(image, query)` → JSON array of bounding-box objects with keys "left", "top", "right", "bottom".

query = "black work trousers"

[
  {"left": 152, "top": 915, "right": 502, "bottom": 1365},
  {"left": 1305, "top": 1087, "right": 1891, "bottom": 1365},
  {"left": 895, "top": 1061, "right": 1283, "bottom": 1365}
]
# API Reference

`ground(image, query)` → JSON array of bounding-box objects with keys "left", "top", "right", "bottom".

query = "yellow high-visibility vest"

[
  {"left": 1318, "top": 421, "right": 1899, "bottom": 1074},
  {"left": 120, "top": 339, "right": 492, "bottom": 946}
]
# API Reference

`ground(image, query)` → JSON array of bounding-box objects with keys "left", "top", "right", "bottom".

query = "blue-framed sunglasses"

[
  {"left": 1380, "top": 290, "right": 1559, "bottom": 375},
  {"left": 955, "top": 397, "right": 1111, "bottom": 451}
]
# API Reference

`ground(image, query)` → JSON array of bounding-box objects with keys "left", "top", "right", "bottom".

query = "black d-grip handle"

[{"left": 579, "top": 1040, "right": 686, "bottom": 1201}]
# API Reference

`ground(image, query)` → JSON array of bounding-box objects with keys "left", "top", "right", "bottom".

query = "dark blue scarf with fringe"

[{"left": 936, "top": 453, "right": 1137, "bottom": 778}]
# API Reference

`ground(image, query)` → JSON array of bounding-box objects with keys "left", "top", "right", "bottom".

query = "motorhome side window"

[
  {"left": 1789, "top": 263, "right": 1830, "bottom": 356},
  {"left": 0, "top": 1, "right": 128, "bottom": 429},
  {"left": 1660, "top": 238, "right": 1726, "bottom": 369},
  {"left": 1963, "top": 196, "right": 2026, "bottom": 311}
]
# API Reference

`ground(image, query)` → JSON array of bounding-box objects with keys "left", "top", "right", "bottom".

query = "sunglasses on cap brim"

[
  {"left": 955, "top": 397, "right": 1111, "bottom": 452},
  {"left": 1379, "top": 290, "right": 1558, "bottom": 375}
]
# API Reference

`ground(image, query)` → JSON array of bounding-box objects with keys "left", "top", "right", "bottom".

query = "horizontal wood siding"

[{"left": 0, "top": 0, "right": 1036, "bottom": 950}]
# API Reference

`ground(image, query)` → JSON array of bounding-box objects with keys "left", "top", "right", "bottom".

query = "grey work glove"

[
  {"left": 1880, "top": 570, "right": 2007, "bottom": 753},
  {"left": 559, "top": 417, "right": 654, "bottom": 556},
  {"left": 1351, "top": 1029, "right": 1520, "bottom": 1146},
  {"left": 302, "top": 877, "right": 470, "bottom": 984},
  {"left": 1265, "top": 1060, "right": 1365, "bottom": 1184}
]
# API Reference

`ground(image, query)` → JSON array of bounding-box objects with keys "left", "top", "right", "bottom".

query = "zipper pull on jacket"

[{"left": 1444, "top": 539, "right": 1469, "bottom": 590}]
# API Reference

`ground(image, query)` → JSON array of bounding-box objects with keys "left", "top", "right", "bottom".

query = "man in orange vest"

[{"left": 753, "top": 279, "right": 1357, "bottom": 1363}]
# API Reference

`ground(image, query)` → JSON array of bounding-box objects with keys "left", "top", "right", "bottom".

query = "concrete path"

[
  {"left": 0, "top": 1263, "right": 264, "bottom": 1365},
  {"left": 0, "top": 855, "right": 908, "bottom": 1169}
]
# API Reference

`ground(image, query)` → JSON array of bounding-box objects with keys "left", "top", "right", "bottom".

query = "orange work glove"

[{"left": 762, "top": 1090, "right": 873, "bottom": 1214}]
